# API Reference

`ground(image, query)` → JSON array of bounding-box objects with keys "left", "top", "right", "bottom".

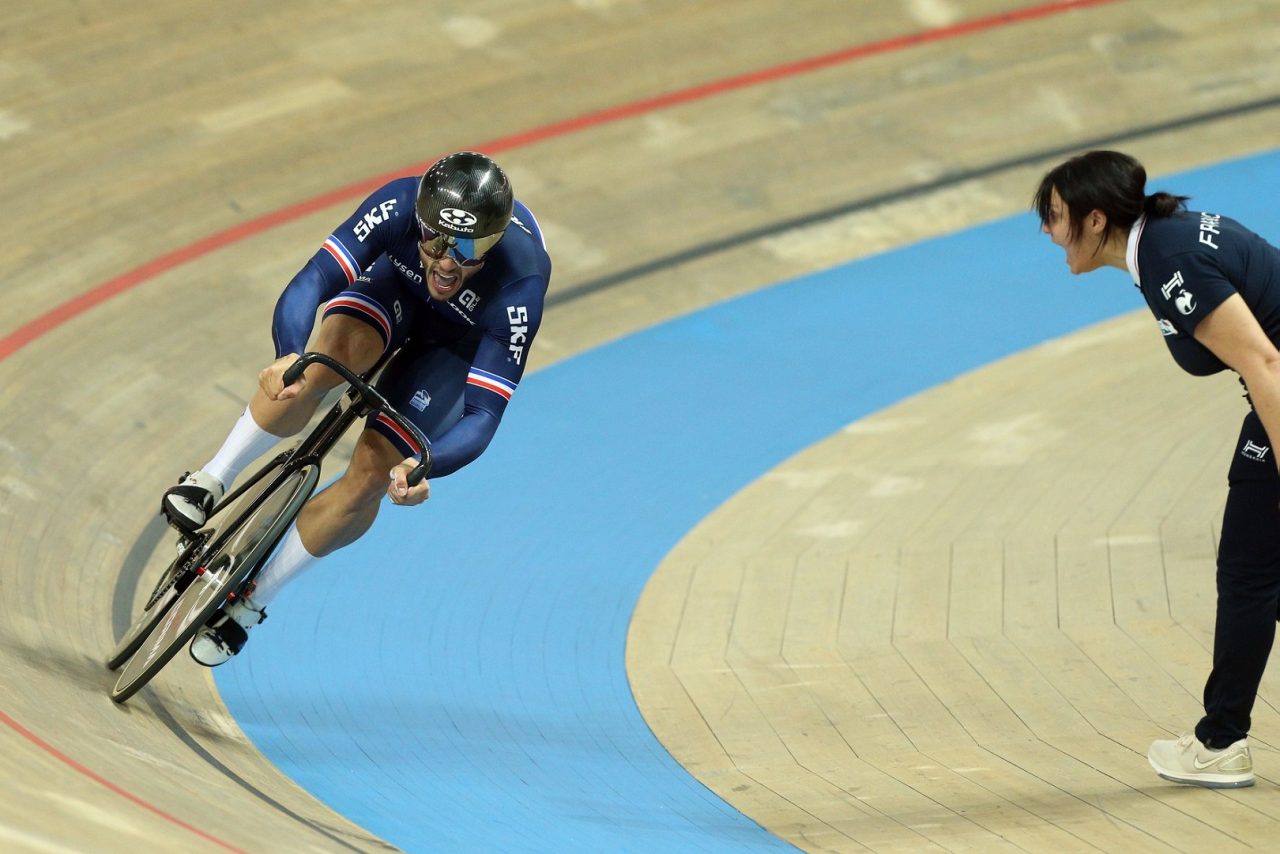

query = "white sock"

[
  {"left": 203, "top": 406, "right": 283, "bottom": 489},
  {"left": 251, "top": 524, "right": 319, "bottom": 607}
]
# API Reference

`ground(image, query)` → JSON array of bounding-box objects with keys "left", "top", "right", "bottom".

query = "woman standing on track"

[{"left": 1034, "top": 150, "right": 1280, "bottom": 789}]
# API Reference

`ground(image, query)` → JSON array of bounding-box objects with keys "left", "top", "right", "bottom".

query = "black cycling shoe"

[
  {"left": 189, "top": 596, "right": 266, "bottom": 667},
  {"left": 161, "top": 470, "right": 224, "bottom": 532}
]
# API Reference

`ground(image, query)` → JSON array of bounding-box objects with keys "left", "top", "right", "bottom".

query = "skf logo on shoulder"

[
  {"left": 1160, "top": 270, "right": 1196, "bottom": 316},
  {"left": 352, "top": 199, "right": 398, "bottom": 243},
  {"left": 1157, "top": 319, "right": 1177, "bottom": 337},
  {"left": 507, "top": 305, "right": 529, "bottom": 364},
  {"left": 1242, "top": 440, "right": 1271, "bottom": 462}
]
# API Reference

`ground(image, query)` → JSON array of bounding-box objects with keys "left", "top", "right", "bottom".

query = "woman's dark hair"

[{"left": 1033, "top": 150, "right": 1189, "bottom": 244}]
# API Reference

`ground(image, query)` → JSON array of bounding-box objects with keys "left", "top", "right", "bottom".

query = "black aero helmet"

[{"left": 415, "top": 151, "right": 514, "bottom": 264}]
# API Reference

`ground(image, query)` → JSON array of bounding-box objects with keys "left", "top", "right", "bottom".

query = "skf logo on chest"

[
  {"left": 507, "top": 305, "right": 529, "bottom": 364},
  {"left": 352, "top": 199, "right": 398, "bottom": 243}
]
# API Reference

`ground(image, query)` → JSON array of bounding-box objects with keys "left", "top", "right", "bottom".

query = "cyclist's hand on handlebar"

[
  {"left": 260, "top": 354, "right": 304, "bottom": 401},
  {"left": 388, "top": 458, "right": 431, "bottom": 506}
]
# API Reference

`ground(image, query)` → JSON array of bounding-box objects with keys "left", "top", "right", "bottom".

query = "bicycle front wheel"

[{"left": 110, "top": 462, "right": 320, "bottom": 704}]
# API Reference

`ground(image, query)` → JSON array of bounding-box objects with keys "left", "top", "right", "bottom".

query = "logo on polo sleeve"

[{"left": 1160, "top": 270, "right": 1196, "bottom": 316}]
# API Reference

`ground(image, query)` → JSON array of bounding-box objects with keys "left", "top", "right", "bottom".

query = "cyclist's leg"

[
  {"left": 247, "top": 261, "right": 412, "bottom": 438},
  {"left": 300, "top": 430, "right": 406, "bottom": 554},
  {"left": 246, "top": 429, "right": 405, "bottom": 609},
  {"left": 172, "top": 266, "right": 417, "bottom": 665},
  {"left": 167, "top": 263, "right": 412, "bottom": 527},
  {"left": 195, "top": 314, "right": 381, "bottom": 486}
]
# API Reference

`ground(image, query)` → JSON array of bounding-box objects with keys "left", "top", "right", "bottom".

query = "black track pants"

[{"left": 1196, "top": 411, "right": 1280, "bottom": 749}]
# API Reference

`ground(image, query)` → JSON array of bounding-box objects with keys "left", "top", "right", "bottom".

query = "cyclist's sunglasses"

[{"left": 416, "top": 217, "right": 502, "bottom": 267}]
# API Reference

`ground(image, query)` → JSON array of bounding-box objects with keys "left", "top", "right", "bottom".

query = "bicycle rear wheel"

[
  {"left": 110, "top": 462, "right": 320, "bottom": 704},
  {"left": 105, "top": 534, "right": 208, "bottom": 671}
]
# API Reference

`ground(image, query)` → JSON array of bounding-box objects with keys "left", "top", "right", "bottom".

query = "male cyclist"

[{"left": 162, "top": 151, "right": 551, "bottom": 665}]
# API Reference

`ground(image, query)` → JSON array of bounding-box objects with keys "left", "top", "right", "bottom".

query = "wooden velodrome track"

[{"left": 4, "top": 0, "right": 1280, "bottom": 850}]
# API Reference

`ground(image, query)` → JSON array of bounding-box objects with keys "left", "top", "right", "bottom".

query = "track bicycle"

[{"left": 105, "top": 350, "right": 430, "bottom": 704}]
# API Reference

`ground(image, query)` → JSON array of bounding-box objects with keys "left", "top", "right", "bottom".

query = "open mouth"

[{"left": 430, "top": 268, "right": 460, "bottom": 295}]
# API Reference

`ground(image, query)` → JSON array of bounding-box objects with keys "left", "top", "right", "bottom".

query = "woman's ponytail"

[{"left": 1143, "top": 191, "right": 1191, "bottom": 218}]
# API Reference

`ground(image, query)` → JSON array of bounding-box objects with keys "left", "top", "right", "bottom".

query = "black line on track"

[{"left": 547, "top": 93, "right": 1280, "bottom": 308}]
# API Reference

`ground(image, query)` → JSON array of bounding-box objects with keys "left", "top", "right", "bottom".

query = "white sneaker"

[
  {"left": 189, "top": 595, "right": 266, "bottom": 667},
  {"left": 1148, "top": 733, "right": 1254, "bottom": 788},
  {"left": 162, "top": 470, "right": 225, "bottom": 532}
]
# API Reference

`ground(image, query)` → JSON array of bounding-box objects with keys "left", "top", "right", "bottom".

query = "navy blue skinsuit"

[{"left": 271, "top": 176, "right": 551, "bottom": 477}]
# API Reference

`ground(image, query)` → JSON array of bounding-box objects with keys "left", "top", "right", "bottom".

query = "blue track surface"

[{"left": 217, "top": 151, "right": 1279, "bottom": 852}]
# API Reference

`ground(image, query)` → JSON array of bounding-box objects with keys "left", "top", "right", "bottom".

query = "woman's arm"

[{"left": 1194, "top": 293, "right": 1280, "bottom": 475}]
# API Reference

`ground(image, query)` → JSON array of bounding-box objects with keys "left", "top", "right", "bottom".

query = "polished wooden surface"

[{"left": 4, "top": 0, "right": 1280, "bottom": 849}]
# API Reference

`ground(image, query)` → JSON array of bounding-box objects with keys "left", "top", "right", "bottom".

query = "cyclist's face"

[{"left": 418, "top": 243, "right": 483, "bottom": 301}]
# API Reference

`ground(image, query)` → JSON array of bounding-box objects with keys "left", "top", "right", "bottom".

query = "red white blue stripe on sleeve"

[
  {"left": 322, "top": 236, "right": 360, "bottom": 284},
  {"left": 322, "top": 293, "right": 392, "bottom": 344},
  {"left": 374, "top": 413, "right": 424, "bottom": 454},
  {"left": 467, "top": 368, "right": 517, "bottom": 401}
]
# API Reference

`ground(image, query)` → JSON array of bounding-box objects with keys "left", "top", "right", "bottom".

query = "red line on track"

[
  {"left": 0, "top": 0, "right": 1118, "bottom": 364},
  {"left": 0, "top": 709, "right": 246, "bottom": 852}
]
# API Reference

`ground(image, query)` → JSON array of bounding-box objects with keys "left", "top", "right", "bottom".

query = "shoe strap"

[
  {"left": 166, "top": 483, "right": 215, "bottom": 512},
  {"left": 218, "top": 620, "right": 249, "bottom": 654}
]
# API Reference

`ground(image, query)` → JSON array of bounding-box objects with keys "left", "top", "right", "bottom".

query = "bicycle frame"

[
  {"left": 206, "top": 349, "right": 432, "bottom": 526},
  {"left": 108, "top": 349, "right": 431, "bottom": 701}
]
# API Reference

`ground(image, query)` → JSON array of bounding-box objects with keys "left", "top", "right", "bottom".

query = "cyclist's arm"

[
  {"left": 422, "top": 404, "right": 501, "bottom": 478},
  {"left": 271, "top": 258, "right": 345, "bottom": 358},
  {"left": 270, "top": 178, "right": 417, "bottom": 357},
  {"left": 425, "top": 282, "right": 545, "bottom": 477}
]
